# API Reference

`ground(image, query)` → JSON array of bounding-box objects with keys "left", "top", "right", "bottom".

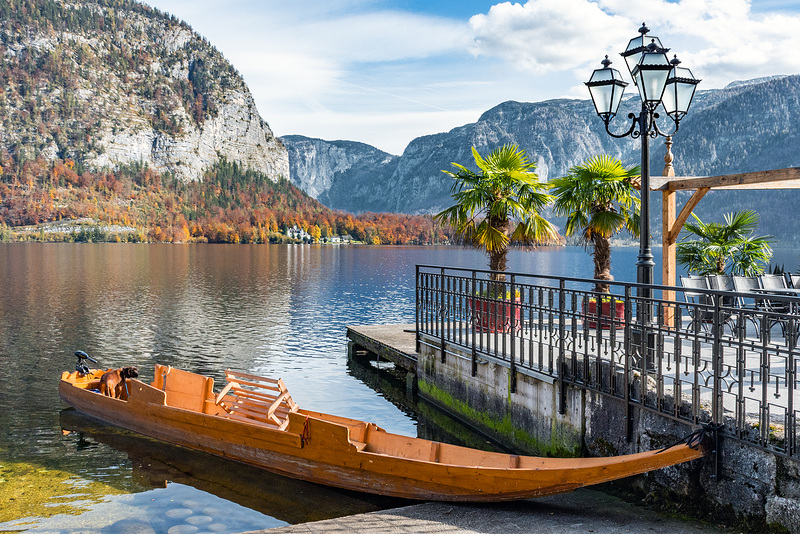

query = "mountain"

[
  {"left": 0, "top": 0, "right": 288, "bottom": 181},
  {"left": 281, "top": 136, "right": 399, "bottom": 213},
  {"left": 282, "top": 75, "right": 800, "bottom": 245}
]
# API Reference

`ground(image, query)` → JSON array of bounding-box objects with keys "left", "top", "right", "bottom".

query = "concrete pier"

[
  {"left": 242, "top": 488, "right": 728, "bottom": 533},
  {"left": 346, "top": 324, "right": 417, "bottom": 373}
]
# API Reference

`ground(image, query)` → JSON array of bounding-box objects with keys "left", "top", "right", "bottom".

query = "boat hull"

[{"left": 59, "top": 369, "right": 706, "bottom": 502}]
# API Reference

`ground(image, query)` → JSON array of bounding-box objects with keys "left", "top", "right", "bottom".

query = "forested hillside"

[
  {"left": 0, "top": 0, "right": 453, "bottom": 244},
  {"left": 0, "top": 156, "right": 451, "bottom": 244}
]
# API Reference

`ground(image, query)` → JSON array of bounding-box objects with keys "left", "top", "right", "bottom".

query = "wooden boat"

[{"left": 59, "top": 363, "right": 707, "bottom": 502}]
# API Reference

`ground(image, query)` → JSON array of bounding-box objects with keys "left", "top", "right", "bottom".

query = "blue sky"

[{"left": 148, "top": 0, "right": 800, "bottom": 155}]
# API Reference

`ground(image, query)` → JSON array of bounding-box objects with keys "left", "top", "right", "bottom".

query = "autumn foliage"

[{"left": 0, "top": 155, "right": 452, "bottom": 245}]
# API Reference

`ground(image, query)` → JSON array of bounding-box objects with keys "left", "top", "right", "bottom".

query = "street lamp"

[{"left": 586, "top": 22, "right": 700, "bottom": 322}]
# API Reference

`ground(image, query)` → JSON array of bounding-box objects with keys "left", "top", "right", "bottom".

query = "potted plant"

[
  {"left": 550, "top": 155, "right": 640, "bottom": 329},
  {"left": 470, "top": 287, "right": 522, "bottom": 333},
  {"left": 435, "top": 145, "right": 558, "bottom": 333},
  {"left": 584, "top": 295, "right": 626, "bottom": 329}
]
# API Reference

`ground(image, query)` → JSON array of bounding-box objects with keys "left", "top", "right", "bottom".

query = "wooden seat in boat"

[
  {"left": 214, "top": 370, "right": 299, "bottom": 430},
  {"left": 153, "top": 364, "right": 215, "bottom": 413}
]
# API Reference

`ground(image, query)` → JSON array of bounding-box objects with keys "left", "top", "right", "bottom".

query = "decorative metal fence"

[{"left": 416, "top": 265, "right": 799, "bottom": 460}]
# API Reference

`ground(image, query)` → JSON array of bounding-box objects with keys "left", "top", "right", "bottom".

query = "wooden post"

[
  {"left": 662, "top": 137, "right": 677, "bottom": 327},
  {"left": 659, "top": 145, "right": 710, "bottom": 327}
]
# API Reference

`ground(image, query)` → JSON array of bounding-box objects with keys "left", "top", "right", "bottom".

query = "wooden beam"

[
  {"left": 698, "top": 181, "right": 800, "bottom": 190},
  {"left": 668, "top": 187, "right": 710, "bottom": 243},
  {"left": 650, "top": 167, "right": 800, "bottom": 191}
]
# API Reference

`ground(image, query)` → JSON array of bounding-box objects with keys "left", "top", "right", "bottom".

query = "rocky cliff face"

[
  {"left": 0, "top": 0, "right": 288, "bottom": 182},
  {"left": 281, "top": 135, "right": 399, "bottom": 213}
]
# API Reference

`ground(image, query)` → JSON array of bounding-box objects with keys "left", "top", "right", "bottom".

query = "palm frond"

[{"left": 435, "top": 144, "right": 554, "bottom": 273}]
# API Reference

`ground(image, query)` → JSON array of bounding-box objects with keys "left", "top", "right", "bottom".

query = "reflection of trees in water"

[{"left": 59, "top": 409, "right": 401, "bottom": 524}]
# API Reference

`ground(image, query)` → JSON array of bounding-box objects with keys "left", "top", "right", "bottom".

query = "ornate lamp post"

[{"left": 586, "top": 23, "right": 700, "bottom": 322}]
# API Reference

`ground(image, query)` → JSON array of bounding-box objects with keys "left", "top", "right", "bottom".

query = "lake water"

[{"left": 0, "top": 243, "right": 797, "bottom": 533}]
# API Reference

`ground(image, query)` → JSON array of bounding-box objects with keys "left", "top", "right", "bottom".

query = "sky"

[{"left": 147, "top": 0, "right": 800, "bottom": 155}]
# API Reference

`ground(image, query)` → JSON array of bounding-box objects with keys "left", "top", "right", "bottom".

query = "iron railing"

[{"left": 416, "top": 265, "right": 799, "bottom": 460}]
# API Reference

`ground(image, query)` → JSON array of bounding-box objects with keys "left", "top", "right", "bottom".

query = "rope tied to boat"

[
  {"left": 655, "top": 422, "right": 722, "bottom": 453},
  {"left": 301, "top": 415, "right": 310, "bottom": 446}
]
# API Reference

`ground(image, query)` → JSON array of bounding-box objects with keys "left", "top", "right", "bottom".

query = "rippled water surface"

[{"left": 0, "top": 243, "right": 795, "bottom": 532}]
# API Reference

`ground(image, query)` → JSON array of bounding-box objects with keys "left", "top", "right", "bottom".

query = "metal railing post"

[
  {"left": 712, "top": 294, "right": 723, "bottom": 426},
  {"left": 789, "top": 322, "right": 797, "bottom": 457},
  {"left": 471, "top": 270, "right": 477, "bottom": 376},
  {"left": 415, "top": 265, "right": 421, "bottom": 353},
  {"left": 510, "top": 275, "right": 517, "bottom": 393},
  {"left": 624, "top": 285, "right": 634, "bottom": 442},
  {"left": 440, "top": 267, "right": 446, "bottom": 363},
  {"left": 558, "top": 279, "right": 566, "bottom": 415}
]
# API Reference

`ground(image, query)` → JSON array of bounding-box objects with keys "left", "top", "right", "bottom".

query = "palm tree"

[
  {"left": 550, "top": 155, "right": 640, "bottom": 293},
  {"left": 676, "top": 210, "right": 773, "bottom": 276},
  {"left": 435, "top": 144, "right": 558, "bottom": 282}
]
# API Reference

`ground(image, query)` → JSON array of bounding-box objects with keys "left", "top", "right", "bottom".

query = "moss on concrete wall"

[{"left": 418, "top": 378, "right": 581, "bottom": 458}]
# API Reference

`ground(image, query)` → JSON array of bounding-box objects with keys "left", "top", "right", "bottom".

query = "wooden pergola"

[{"left": 646, "top": 137, "right": 800, "bottom": 322}]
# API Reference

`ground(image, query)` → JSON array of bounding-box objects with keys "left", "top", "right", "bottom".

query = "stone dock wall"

[{"left": 347, "top": 325, "right": 800, "bottom": 533}]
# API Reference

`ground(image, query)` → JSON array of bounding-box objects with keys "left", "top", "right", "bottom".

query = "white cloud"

[
  {"left": 468, "top": 0, "right": 633, "bottom": 73},
  {"left": 148, "top": 0, "right": 800, "bottom": 153},
  {"left": 469, "top": 0, "right": 800, "bottom": 91}
]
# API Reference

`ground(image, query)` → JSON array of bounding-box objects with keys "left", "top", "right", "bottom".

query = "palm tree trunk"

[
  {"left": 489, "top": 248, "right": 507, "bottom": 282},
  {"left": 592, "top": 234, "right": 613, "bottom": 293},
  {"left": 488, "top": 216, "right": 509, "bottom": 283}
]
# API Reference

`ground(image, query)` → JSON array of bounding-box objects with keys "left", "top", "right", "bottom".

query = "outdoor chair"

[
  {"left": 759, "top": 274, "right": 791, "bottom": 312},
  {"left": 731, "top": 276, "right": 763, "bottom": 338},
  {"left": 785, "top": 273, "right": 798, "bottom": 288},
  {"left": 759, "top": 273, "right": 788, "bottom": 290},
  {"left": 758, "top": 274, "right": 794, "bottom": 339},
  {"left": 706, "top": 274, "right": 736, "bottom": 335},
  {"left": 679, "top": 276, "right": 714, "bottom": 333}
]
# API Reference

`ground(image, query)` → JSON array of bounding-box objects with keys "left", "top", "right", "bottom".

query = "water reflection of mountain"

[
  {"left": 59, "top": 409, "right": 404, "bottom": 524},
  {"left": 84, "top": 245, "right": 294, "bottom": 379}
]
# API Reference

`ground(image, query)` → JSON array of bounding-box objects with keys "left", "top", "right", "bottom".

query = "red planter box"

[
  {"left": 469, "top": 297, "right": 521, "bottom": 333},
  {"left": 584, "top": 300, "right": 625, "bottom": 330}
]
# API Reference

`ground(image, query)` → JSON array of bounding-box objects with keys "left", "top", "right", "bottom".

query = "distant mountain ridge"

[{"left": 282, "top": 75, "right": 800, "bottom": 245}]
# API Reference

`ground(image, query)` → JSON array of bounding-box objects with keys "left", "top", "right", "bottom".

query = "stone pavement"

[{"left": 241, "top": 488, "right": 731, "bottom": 533}]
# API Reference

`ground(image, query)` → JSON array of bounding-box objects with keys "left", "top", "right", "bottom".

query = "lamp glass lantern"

[
  {"left": 661, "top": 58, "right": 701, "bottom": 122},
  {"left": 630, "top": 42, "right": 672, "bottom": 110},
  {"left": 585, "top": 57, "right": 628, "bottom": 121},
  {"left": 620, "top": 23, "right": 665, "bottom": 82}
]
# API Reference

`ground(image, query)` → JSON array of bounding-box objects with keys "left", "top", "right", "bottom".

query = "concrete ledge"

[
  {"left": 343, "top": 323, "right": 800, "bottom": 532},
  {"left": 346, "top": 324, "right": 417, "bottom": 372},
  {"left": 239, "top": 488, "right": 728, "bottom": 533}
]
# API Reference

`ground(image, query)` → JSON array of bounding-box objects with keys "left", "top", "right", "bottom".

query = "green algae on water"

[{"left": 0, "top": 460, "right": 127, "bottom": 524}]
